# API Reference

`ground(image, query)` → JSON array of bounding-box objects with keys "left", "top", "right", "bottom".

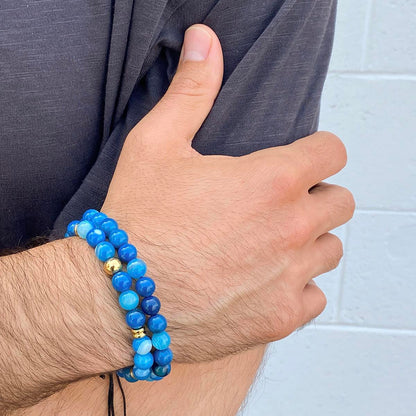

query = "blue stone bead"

[
  {"left": 148, "top": 371, "right": 163, "bottom": 381},
  {"left": 91, "top": 212, "right": 107, "bottom": 228},
  {"left": 135, "top": 277, "right": 155, "bottom": 297},
  {"left": 147, "top": 314, "right": 167, "bottom": 333},
  {"left": 112, "top": 272, "right": 132, "bottom": 292},
  {"left": 109, "top": 229, "right": 128, "bottom": 248},
  {"left": 152, "top": 331, "right": 171, "bottom": 350},
  {"left": 133, "top": 352, "right": 154, "bottom": 370},
  {"left": 141, "top": 296, "right": 161, "bottom": 316},
  {"left": 118, "top": 243, "right": 137, "bottom": 263},
  {"left": 124, "top": 372, "right": 139, "bottom": 383},
  {"left": 153, "top": 348, "right": 173, "bottom": 366},
  {"left": 132, "top": 366, "right": 151, "bottom": 380},
  {"left": 64, "top": 232, "right": 70, "bottom": 238},
  {"left": 116, "top": 367, "right": 131, "bottom": 379},
  {"left": 66, "top": 220, "right": 79, "bottom": 236},
  {"left": 86, "top": 228, "right": 106, "bottom": 248},
  {"left": 95, "top": 241, "right": 116, "bottom": 261},
  {"left": 132, "top": 336, "right": 152, "bottom": 355},
  {"left": 127, "top": 258, "right": 147, "bottom": 279},
  {"left": 100, "top": 218, "right": 118, "bottom": 236},
  {"left": 126, "top": 309, "right": 146, "bottom": 329},
  {"left": 82, "top": 209, "right": 99, "bottom": 222},
  {"left": 77, "top": 220, "right": 94, "bottom": 239},
  {"left": 153, "top": 363, "right": 171, "bottom": 378},
  {"left": 119, "top": 290, "right": 139, "bottom": 310}
]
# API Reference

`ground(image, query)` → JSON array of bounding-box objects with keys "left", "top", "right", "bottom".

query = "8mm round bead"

[
  {"left": 100, "top": 218, "right": 118, "bottom": 236},
  {"left": 153, "top": 348, "right": 173, "bottom": 366},
  {"left": 119, "top": 290, "right": 139, "bottom": 311},
  {"left": 126, "top": 309, "right": 146, "bottom": 329},
  {"left": 127, "top": 258, "right": 147, "bottom": 279},
  {"left": 86, "top": 228, "right": 106, "bottom": 248},
  {"left": 134, "top": 352, "right": 154, "bottom": 369},
  {"left": 82, "top": 209, "right": 99, "bottom": 222},
  {"left": 147, "top": 314, "right": 167, "bottom": 333},
  {"left": 112, "top": 272, "right": 132, "bottom": 292},
  {"left": 152, "top": 331, "right": 171, "bottom": 350},
  {"left": 77, "top": 220, "right": 94, "bottom": 239},
  {"left": 95, "top": 241, "right": 116, "bottom": 262},
  {"left": 66, "top": 220, "right": 79, "bottom": 236},
  {"left": 118, "top": 244, "right": 137, "bottom": 263},
  {"left": 135, "top": 277, "right": 155, "bottom": 297},
  {"left": 141, "top": 296, "right": 161, "bottom": 316},
  {"left": 153, "top": 363, "right": 171, "bottom": 378},
  {"left": 109, "top": 229, "right": 128, "bottom": 248}
]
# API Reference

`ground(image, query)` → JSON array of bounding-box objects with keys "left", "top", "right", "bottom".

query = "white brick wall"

[{"left": 243, "top": 1, "right": 416, "bottom": 415}]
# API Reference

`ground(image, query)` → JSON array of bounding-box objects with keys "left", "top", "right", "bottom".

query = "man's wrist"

[{"left": 0, "top": 237, "right": 133, "bottom": 411}]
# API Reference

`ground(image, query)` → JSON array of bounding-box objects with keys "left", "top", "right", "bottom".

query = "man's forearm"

[{"left": 0, "top": 237, "right": 132, "bottom": 412}]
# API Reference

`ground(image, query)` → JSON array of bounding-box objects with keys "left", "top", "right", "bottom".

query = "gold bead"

[
  {"left": 129, "top": 368, "right": 137, "bottom": 380},
  {"left": 74, "top": 223, "right": 79, "bottom": 236},
  {"left": 103, "top": 258, "right": 123, "bottom": 275},
  {"left": 131, "top": 328, "right": 146, "bottom": 339}
]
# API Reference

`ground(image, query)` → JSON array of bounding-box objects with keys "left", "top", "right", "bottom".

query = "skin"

[{"left": 0, "top": 25, "right": 355, "bottom": 415}]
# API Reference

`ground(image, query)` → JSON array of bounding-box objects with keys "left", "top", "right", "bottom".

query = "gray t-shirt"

[{"left": 0, "top": 0, "right": 337, "bottom": 250}]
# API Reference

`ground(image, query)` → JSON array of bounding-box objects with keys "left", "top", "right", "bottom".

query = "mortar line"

[
  {"left": 335, "top": 223, "right": 350, "bottom": 321},
  {"left": 360, "top": 0, "right": 373, "bottom": 71}
]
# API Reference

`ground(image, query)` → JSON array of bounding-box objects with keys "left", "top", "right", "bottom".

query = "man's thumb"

[{"left": 132, "top": 24, "right": 224, "bottom": 152}]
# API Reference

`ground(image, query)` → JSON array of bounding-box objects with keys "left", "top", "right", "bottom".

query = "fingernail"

[{"left": 182, "top": 26, "right": 212, "bottom": 62}]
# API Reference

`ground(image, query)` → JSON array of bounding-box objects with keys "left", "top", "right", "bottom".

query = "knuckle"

[
  {"left": 266, "top": 295, "right": 303, "bottom": 341},
  {"left": 168, "top": 68, "right": 211, "bottom": 99},
  {"left": 324, "top": 235, "right": 344, "bottom": 270},
  {"left": 272, "top": 164, "right": 298, "bottom": 196},
  {"left": 318, "top": 130, "right": 348, "bottom": 167},
  {"left": 314, "top": 288, "right": 328, "bottom": 316},
  {"left": 287, "top": 214, "right": 313, "bottom": 247},
  {"left": 342, "top": 188, "right": 356, "bottom": 219}
]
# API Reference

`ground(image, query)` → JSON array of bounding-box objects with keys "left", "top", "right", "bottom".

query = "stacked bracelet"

[{"left": 65, "top": 209, "right": 172, "bottom": 382}]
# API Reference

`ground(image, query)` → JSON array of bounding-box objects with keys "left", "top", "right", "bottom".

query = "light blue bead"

[
  {"left": 86, "top": 228, "right": 106, "bottom": 248},
  {"left": 152, "top": 331, "right": 171, "bottom": 350},
  {"left": 91, "top": 212, "right": 107, "bottom": 228},
  {"left": 141, "top": 296, "right": 161, "bottom": 316},
  {"left": 132, "top": 336, "right": 152, "bottom": 355},
  {"left": 82, "top": 209, "right": 99, "bottom": 222},
  {"left": 126, "top": 308, "right": 146, "bottom": 329},
  {"left": 77, "top": 220, "right": 94, "bottom": 239},
  {"left": 132, "top": 366, "right": 151, "bottom": 380},
  {"left": 109, "top": 229, "right": 128, "bottom": 248},
  {"left": 119, "top": 290, "right": 139, "bottom": 310},
  {"left": 153, "top": 348, "right": 173, "bottom": 366},
  {"left": 112, "top": 272, "right": 132, "bottom": 292},
  {"left": 95, "top": 241, "right": 116, "bottom": 261},
  {"left": 118, "top": 243, "right": 137, "bottom": 263},
  {"left": 147, "top": 314, "right": 167, "bottom": 333},
  {"left": 135, "top": 277, "right": 156, "bottom": 298},
  {"left": 100, "top": 218, "right": 118, "bottom": 236},
  {"left": 133, "top": 352, "right": 154, "bottom": 370},
  {"left": 127, "top": 258, "right": 147, "bottom": 279},
  {"left": 66, "top": 220, "right": 79, "bottom": 236}
]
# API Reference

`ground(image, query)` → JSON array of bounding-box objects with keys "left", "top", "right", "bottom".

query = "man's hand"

[
  {"left": 0, "top": 24, "right": 354, "bottom": 414},
  {"left": 102, "top": 24, "right": 355, "bottom": 362}
]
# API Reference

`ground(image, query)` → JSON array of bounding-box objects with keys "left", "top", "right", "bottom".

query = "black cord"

[
  {"left": 106, "top": 373, "right": 127, "bottom": 416},
  {"left": 107, "top": 373, "right": 115, "bottom": 416},
  {"left": 116, "top": 373, "right": 127, "bottom": 416}
]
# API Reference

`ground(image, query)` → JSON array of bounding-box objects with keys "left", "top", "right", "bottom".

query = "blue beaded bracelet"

[{"left": 65, "top": 209, "right": 172, "bottom": 382}]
